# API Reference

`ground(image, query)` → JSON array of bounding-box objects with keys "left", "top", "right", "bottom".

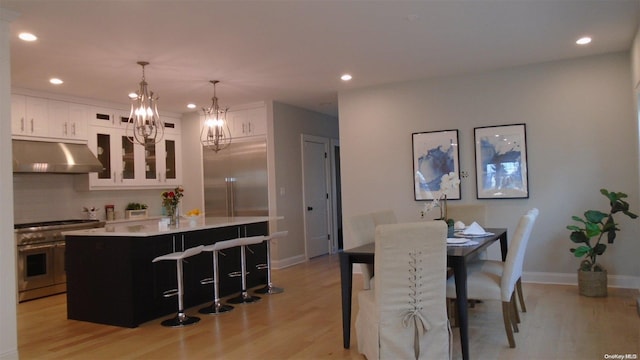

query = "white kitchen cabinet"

[
  {"left": 228, "top": 106, "right": 266, "bottom": 138},
  {"left": 89, "top": 107, "right": 131, "bottom": 128},
  {"left": 48, "top": 101, "right": 89, "bottom": 141},
  {"left": 162, "top": 116, "right": 181, "bottom": 135},
  {"left": 157, "top": 133, "right": 182, "bottom": 186},
  {"left": 11, "top": 94, "right": 27, "bottom": 135},
  {"left": 11, "top": 94, "right": 49, "bottom": 138},
  {"left": 83, "top": 119, "right": 182, "bottom": 190},
  {"left": 12, "top": 95, "right": 88, "bottom": 142},
  {"left": 87, "top": 126, "right": 139, "bottom": 187},
  {"left": 137, "top": 132, "right": 182, "bottom": 186},
  {"left": 67, "top": 103, "right": 89, "bottom": 140},
  {"left": 246, "top": 107, "right": 267, "bottom": 135},
  {"left": 47, "top": 100, "right": 70, "bottom": 139}
]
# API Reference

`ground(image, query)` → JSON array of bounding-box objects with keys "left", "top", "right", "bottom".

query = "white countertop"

[{"left": 63, "top": 216, "right": 278, "bottom": 237}]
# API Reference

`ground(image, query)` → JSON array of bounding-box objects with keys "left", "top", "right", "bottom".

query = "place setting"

[{"left": 447, "top": 221, "right": 494, "bottom": 246}]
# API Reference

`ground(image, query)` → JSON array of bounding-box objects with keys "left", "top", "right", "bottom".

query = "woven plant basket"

[{"left": 578, "top": 269, "right": 607, "bottom": 297}]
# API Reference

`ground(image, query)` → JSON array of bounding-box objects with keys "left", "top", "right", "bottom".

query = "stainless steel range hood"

[{"left": 12, "top": 140, "right": 104, "bottom": 173}]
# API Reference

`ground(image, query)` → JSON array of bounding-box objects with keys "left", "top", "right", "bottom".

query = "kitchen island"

[{"left": 64, "top": 216, "right": 275, "bottom": 328}]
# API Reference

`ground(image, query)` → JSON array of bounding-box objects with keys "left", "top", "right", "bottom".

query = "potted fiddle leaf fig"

[{"left": 566, "top": 189, "right": 637, "bottom": 297}]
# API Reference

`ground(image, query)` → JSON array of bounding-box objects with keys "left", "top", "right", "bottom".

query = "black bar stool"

[
  {"left": 255, "top": 231, "right": 287, "bottom": 295},
  {"left": 227, "top": 235, "right": 265, "bottom": 304},
  {"left": 152, "top": 245, "right": 204, "bottom": 327},
  {"left": 199, "top": 239, "right": 238, "bottom": 315}
]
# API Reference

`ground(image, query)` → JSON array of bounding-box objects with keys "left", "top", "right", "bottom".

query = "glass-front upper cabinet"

[
  {"left": 164, "top": 139, "right": 176, "bottom": 181},
  {"left": 83, "top": 112, "right": 182, "bottom": 190},
  {"left": 144, "top": 139, "right": 157, "bottom": 181},
  {"left": 88, "top": 127, "right": 139, "bottom": 187},
  {"left": 122, "top": 135, "right": 136, "bottom": 180},
  {"left": 87, "top": 128, "right": 153, "bottom": 188},
  {"left": 157, "top": 133, "right": 181, "bottom": 186},
  {"left": 96, "top": 133, "right": 111, "bottom": 181}
]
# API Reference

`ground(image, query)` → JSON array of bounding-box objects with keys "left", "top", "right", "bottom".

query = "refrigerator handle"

[
  {"left": 225, "top": 178, "right": 230, "bottom": 217},
  {"left": 225, "top": 177, "right": 235, "bottom": 217},
  {"left": 229, "top": 178, "right": 235, "bottom": 216}
]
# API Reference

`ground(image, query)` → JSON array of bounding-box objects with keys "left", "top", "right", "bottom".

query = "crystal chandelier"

[
  {"left": 127, "top": 61, "right": 164, "bottom": 145},
  {"left": 201, "top": 80, "right": 231, "bottom": 152}
]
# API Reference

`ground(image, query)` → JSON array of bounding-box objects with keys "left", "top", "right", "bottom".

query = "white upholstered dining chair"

[
  {"left": 447, "top": 204, "right": 526, "bottom": 313},
  {"left": 356, "top": 221, "right": 450, "bottom": 360},
  {"left": 348, "top": 210, "right": 397, "bottom": 290},
  {"left": 445, "top": 208, "right": 539, "bottom": 348}
]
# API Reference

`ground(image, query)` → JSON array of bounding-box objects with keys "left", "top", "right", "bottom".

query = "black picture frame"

[{"left": 474, "top": 123, "right": 529, "bottom": 199}]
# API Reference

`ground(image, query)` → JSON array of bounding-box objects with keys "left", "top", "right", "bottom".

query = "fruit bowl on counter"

[{"left": 182, "top": 209, "right": 203, "bottom": 226}]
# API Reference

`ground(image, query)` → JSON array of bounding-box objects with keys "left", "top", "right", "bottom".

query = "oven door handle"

[{"left": 18, "top": 244, "right": 54, "bottom": 252}]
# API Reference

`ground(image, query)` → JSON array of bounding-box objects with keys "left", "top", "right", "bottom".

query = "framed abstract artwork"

[
  {"left": 474, "top": 123, "right": 529, "bottom": 199},
  {"left": 412, "top": 129, "right": 460, "bottom": 200}
]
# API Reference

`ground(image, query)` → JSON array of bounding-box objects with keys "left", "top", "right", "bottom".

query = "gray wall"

[
  {"left": 270, "top": 101, "right": 339, "bottom": 266},
  {"left": 339, "top": 52, "right": 639, "bottom": 285}
]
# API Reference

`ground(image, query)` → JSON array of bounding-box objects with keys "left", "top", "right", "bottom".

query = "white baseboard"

[
  {"left": 523, "top": 271, "right": 640, "bottom": 289},
  {"left": 271, "top": 254, "right": 306, "bottom": 270},
  {"left": 0, "top": 348, "right": 18, "bottom": 360}
]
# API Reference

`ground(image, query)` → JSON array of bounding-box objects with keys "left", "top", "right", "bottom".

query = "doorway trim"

[
  {"left": 301, "top": 134, "right": 334, "bottom": 259},
  {"left": 329, "top": 138, "right": 341, "bottom": 253}
]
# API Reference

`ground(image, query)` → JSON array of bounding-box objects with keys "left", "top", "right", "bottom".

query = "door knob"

[{"left": 307, "top": 206, "right": 313, "bottom": 211}]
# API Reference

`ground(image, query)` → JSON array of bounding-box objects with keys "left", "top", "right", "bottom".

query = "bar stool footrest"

[
  {"left": 162, "top": 289, "right": 179, "bottom": 298},
  {"left": 228, "top": 271, "right": 248, "bottom": 278}
]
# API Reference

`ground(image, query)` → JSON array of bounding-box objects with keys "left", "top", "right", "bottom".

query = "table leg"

[
  {"left": 452, "top": 257, "right": 469, "bottom": 360},
  {"left": 339, "top": 252, "right": 353, "bottom": 349},
  {"left": 499, "top": 231, "right": 508, "bottom": 261}
]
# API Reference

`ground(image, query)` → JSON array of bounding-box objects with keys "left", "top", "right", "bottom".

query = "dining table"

[{"left": 339, "top": 227, "right": 507, "bottom": 360}]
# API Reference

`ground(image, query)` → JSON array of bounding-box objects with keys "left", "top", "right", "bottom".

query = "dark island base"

[{"left": 66, "top": 222, "right": 268, "bottom": 328}]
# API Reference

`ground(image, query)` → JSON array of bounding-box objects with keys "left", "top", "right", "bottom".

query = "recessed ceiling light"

[
  {"left": 576, "top": 37, "right": 592, "bottom": 45},
  {"left": 49, "top": 78, "right": 63, "bottom": 85},
  {"left": 187, "top": 103, "right": 197, "bottom": 109},
  {"left": 341, "top": 74, "right": 352, "bottom": 81},
  {"left": 128, "top": 92, "right": 138, "bottom": 99},
  {"left": 18, "top": 32, "right": 37, "bottom": 42}
]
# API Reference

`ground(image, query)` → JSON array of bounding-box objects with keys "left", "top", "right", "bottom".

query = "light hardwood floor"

[{"left": 16, "top": 255, "right": 639, "bottom": 359}]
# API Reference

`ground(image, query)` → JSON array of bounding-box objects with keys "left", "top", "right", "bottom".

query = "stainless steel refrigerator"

[{"left": 203, "top": 137, "right": 268, "bottom": 217}]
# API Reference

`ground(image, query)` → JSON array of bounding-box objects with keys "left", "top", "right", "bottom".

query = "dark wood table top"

[{"left": 343, "top": 228, "right": 506, "bottom": 259}]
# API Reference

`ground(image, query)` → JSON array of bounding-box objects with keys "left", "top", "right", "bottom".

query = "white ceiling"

[{"left": 2, "top": 1, "right": 639, "bottom": 118}]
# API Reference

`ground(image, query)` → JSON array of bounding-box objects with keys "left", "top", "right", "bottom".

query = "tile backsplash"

[{"left": 13, "top": 173, "right": 168, "bottom": 223}]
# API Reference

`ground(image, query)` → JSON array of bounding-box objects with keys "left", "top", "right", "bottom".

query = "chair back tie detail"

[
  {"left": 402, "top": 250, "right": 431, "bottom": 359},
  {"left": 401, "top": 308, "right": 430, "bottom": 333}
]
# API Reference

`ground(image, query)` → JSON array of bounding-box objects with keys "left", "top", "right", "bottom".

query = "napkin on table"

[{"left": 463, "top": 221, "right": 486, "bottom": 235}]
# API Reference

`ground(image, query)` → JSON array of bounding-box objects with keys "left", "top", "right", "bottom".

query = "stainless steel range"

[{"left": 15, "top": 219, "right": 105, "bottom": 302}]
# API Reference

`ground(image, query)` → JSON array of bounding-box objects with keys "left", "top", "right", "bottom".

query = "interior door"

[{"left": 302, "top": 136, "right": 331, "bottom": 258}]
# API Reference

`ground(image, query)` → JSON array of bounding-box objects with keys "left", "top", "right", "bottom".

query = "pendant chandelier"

[
  {"left": 200, "top": 80, "right": 231, "bottom": 152},
  {"left": 127, "top": 61, "right": 164, "bottom": 145}
]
